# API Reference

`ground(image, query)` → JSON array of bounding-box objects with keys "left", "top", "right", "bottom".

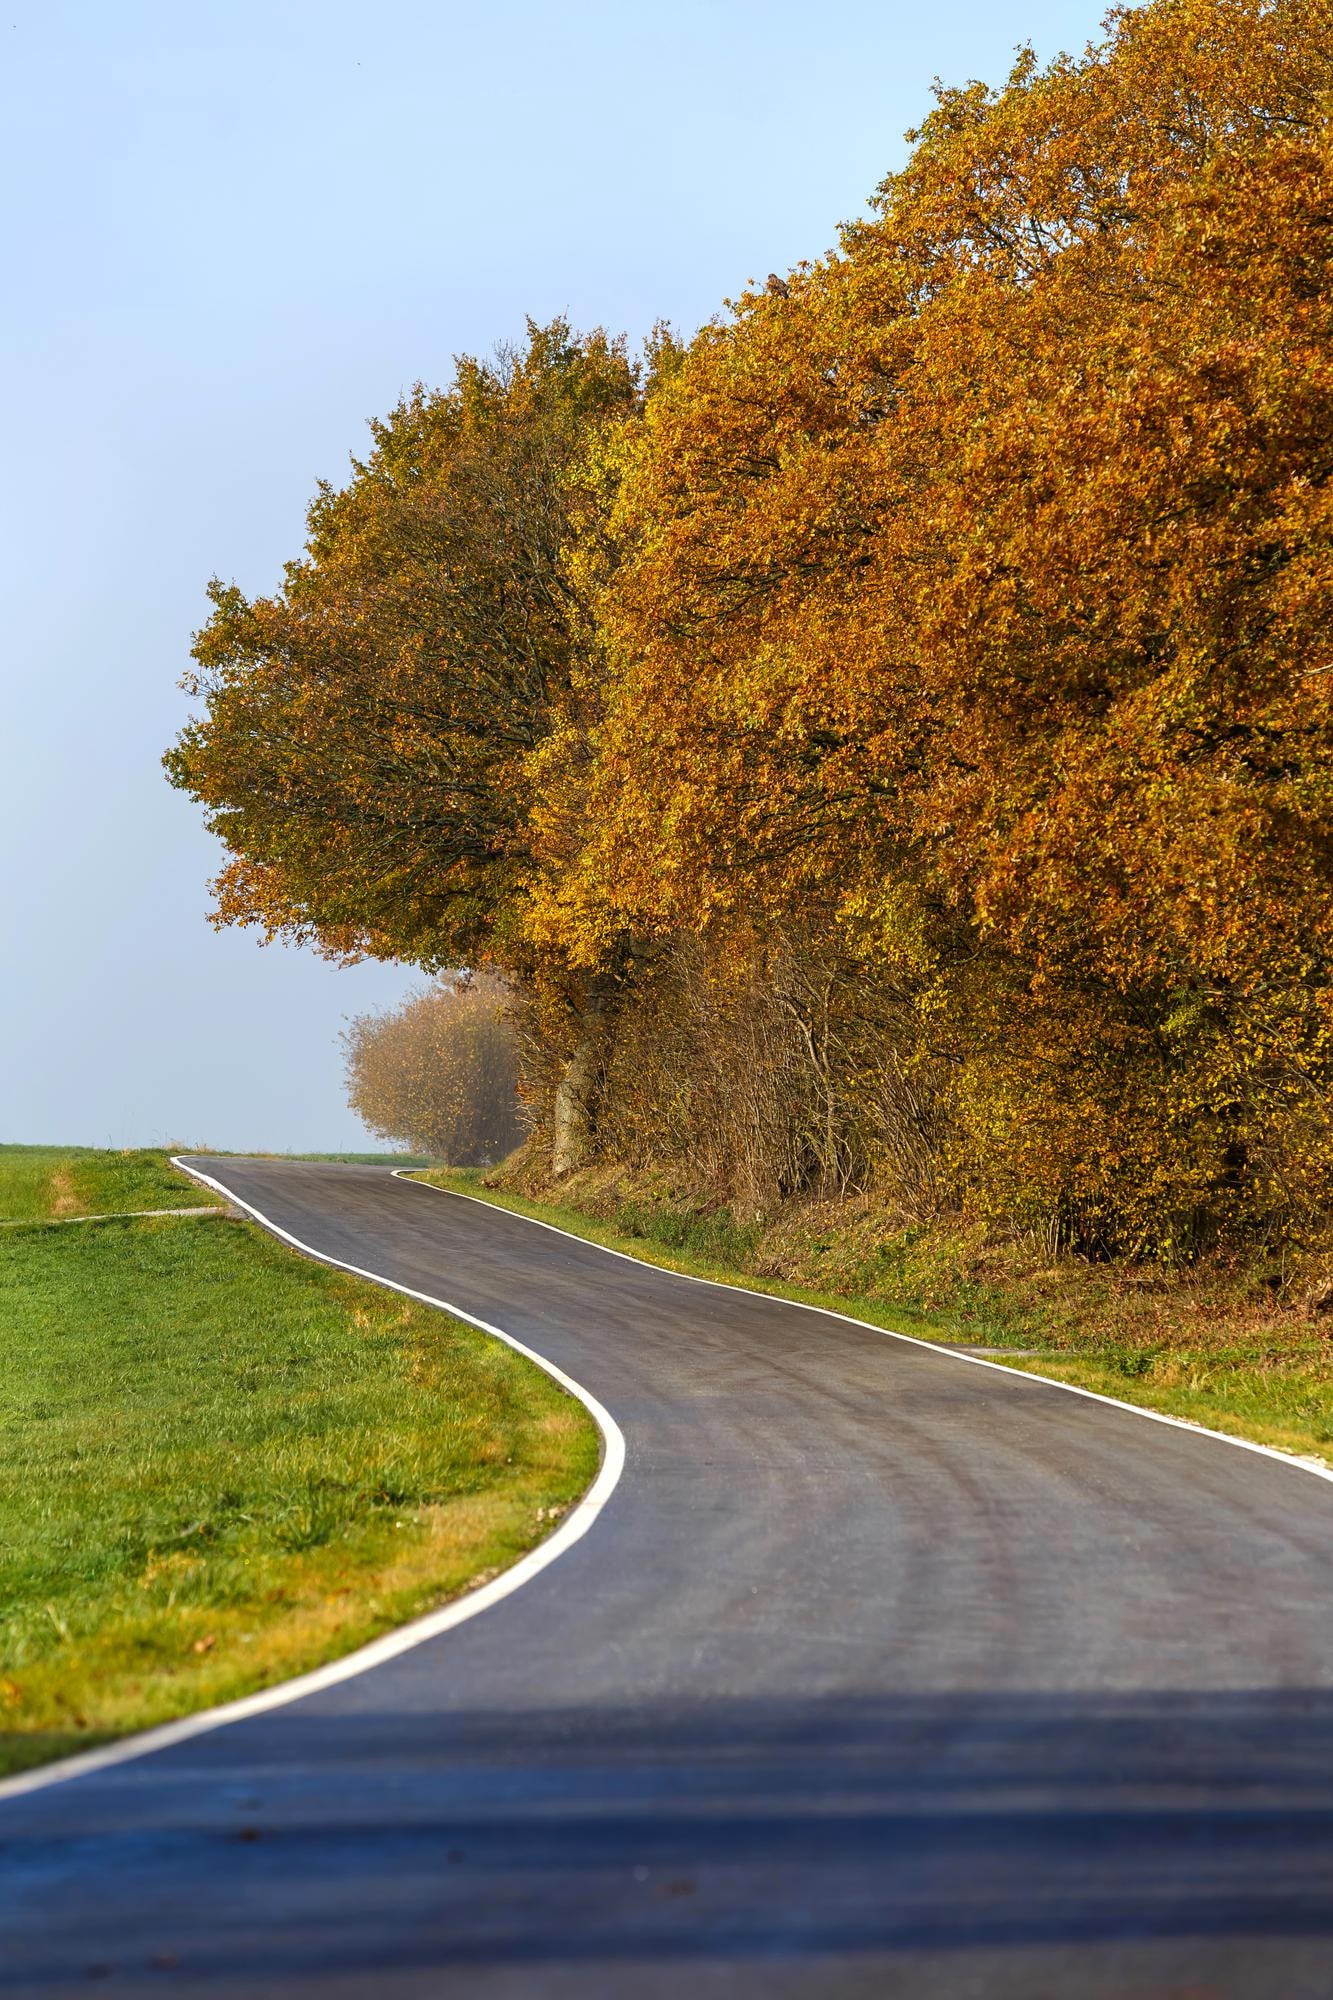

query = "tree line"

[{"left": 168, "top": 0, "right": 1333, "bottom": 1256}]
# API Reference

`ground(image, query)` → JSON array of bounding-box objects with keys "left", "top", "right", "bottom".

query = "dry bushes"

[{"left": 590, "top": 929, "right": 944, "bottom": 1221}]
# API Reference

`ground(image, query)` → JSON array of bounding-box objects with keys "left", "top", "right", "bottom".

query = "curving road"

[{"left": 4, "top": 1157, "right": 1333, "bottom": 1997}]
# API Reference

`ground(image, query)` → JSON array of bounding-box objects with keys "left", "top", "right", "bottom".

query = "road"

[{"left": 3, "top": 1157, "right": 1333, "bottom": 1997}]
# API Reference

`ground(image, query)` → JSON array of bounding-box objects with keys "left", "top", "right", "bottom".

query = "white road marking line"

[{"left": 0, "top": 1158, "right": 626, "bottom": 1804}]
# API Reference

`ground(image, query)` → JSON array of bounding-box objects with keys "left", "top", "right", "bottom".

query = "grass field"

[
  {"left": 0, "top": 1150, "right": 597, "bottom": 1778},
  {"left": 414, "top": 1169, "right": 1333, "bottom": 1471},
  {"left": 0, "top": 1145, "right": 226, "bottom": 1223}
]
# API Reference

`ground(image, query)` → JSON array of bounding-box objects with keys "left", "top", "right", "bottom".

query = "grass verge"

[
  {"left": 0, "top": 1182, "right": 597, "bottom": 1779},
  {"left": 412, "top": 1167, "right": 1333, "bottom": 1472}
]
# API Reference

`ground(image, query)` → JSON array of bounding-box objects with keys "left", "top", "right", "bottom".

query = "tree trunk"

[{"left": 551, "top": 987, "right": 608, "bottom": 1177}]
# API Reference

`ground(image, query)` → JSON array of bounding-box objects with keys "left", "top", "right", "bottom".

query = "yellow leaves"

[
  {"left": 167, "top": 0, "right": 1333, "bottom": 1246},
  {"left": 530, "top": 0, "right": 1333, "bottom": 1245},
  {"left": 168, "top": 320, "right": 645, "bottom": 979},
  {"left": 578, "top": 0, "right": 1333, "bottom": 965}
]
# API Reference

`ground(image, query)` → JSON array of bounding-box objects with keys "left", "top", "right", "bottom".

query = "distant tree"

[{"left": 342, "top": 974, "right": 523, "bottom": 1165}]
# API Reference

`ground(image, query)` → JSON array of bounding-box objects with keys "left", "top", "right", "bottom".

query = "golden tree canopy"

[{"left": 166, "top": 320, "right": 639, "bottom": 969}]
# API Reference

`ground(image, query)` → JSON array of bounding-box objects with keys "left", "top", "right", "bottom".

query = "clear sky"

[{"left": 1, "top": 0, "right": 1113, "bottom": 1151}]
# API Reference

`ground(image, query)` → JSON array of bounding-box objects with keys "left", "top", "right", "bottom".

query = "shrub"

[{"left": 343, "top": 974, "right": 522, "bottom": 1164}]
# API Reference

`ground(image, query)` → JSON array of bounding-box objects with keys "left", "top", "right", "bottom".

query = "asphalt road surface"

[{"left": 4, "top": 1158, "right": 1333, "bottom": 1998}]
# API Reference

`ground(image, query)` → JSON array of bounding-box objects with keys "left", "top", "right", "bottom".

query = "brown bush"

[
  {"left": 342, "top": 974, "right": 522, "bottom": 1164},
  {"left": 590, "top": 927, "right": 945, "bottom": 1222}
]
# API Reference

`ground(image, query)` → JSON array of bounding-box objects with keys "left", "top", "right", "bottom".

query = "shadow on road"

[{"left": 6, "top": 1686, "right": 1333, "bottom": 1987}]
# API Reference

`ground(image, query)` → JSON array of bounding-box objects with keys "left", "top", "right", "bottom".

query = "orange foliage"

[
  {"left": 171, "top": 0, "right": 1333, "bottom": 1249},
  {"left": 166, "top": 321, "right": 639, "bottom": 971},
  {"left": 543, "top": 0, "right": 1333, "bottom": 1246}
]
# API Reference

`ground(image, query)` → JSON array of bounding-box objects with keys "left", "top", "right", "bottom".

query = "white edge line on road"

[
  {"left": 0, "top": 1158, "right": 626, "bottom": 1805},
  {"left": 392, "top": 1170, "right": 1333, "bottom": 1492}
]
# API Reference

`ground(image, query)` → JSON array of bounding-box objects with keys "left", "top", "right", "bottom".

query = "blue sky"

[{"left": 1, "top": 0, "right": 1113, "bottom": 1150}]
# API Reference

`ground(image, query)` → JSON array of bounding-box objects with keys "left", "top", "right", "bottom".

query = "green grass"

[
  {"left": 414, "top": 1169, "right": 1333, "bottom": 1471},
  {"left": 0, "top": 1146, "right": 224, "bottom": 1223},
  {"left": 0, "top": 1197, "right": 598, "bottom": 1778}
]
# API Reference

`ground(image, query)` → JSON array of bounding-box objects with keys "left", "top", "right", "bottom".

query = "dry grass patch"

[{"left": 0, "top": 1147, "right": 225, "bottom": 1224}]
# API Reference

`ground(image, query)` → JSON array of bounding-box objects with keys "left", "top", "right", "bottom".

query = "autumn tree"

[
  {"left": 165, "top": 319, "right": 641, "bottom": 1170},
  {"left": 172, "top": 0, "right": 1333, "bottom": 1254},
  {"left": 559, "top": 0, "right": 1333, "bottom": 1247},
  {"left": 343, "top": 973, "right": 522, "bottom": 1164}
]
